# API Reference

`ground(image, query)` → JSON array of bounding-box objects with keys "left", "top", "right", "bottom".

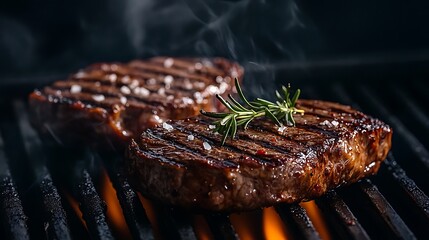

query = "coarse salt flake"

[
  {"left": 209, "top": 125, "right": 216, "bottom": 129},
  {"left": 187, "top": 134, "right": 195, "bottom": 141},
  {"left": 92, "top": 94, "right": 105, "bottom": 102},
  {"left": 202, "top": 59, "right": 213, "bottom": 67},
  {"left": 134, "top": 87, "right": 150, "bottom": 97},
  {"left": 158, "top": 88, "right": 165, "bottom": 95},
  {"left": 184, "top": 79, "right": 193, "bottom": 89},
  {"left": 162, "top": 122, "right": 174, "bottom": 131},
  {"left": 167, "top": 95, "right": 174, "bottom": 101},
  {"left": 207, "top": 85, "right": 220, "bottom": 94},
  {"left": 194, "top": 92, "right": 203, "bottom": 104},
  {"left": 195, "top": 82, "right": 205, "bottom": 89},
  {"left": 194, "top": 62, "right": 203, "bottom": 70},
  {"left": 164, "top": 75, "right": 174, "bottom": 85},
  {"left": 163, "top": 58, "right": 174, "bottom": 68},
  {"left": 108, "top": 74, "right": 117, "bottom": 82},
  {"left": 203, "top": 142, "right": 212, "bottom": 151},
  {"left": 182, "top": 97, "right": 194, "bottom": 105},
  {"left": 122, "top": 75, "right": 131, "bottom": 83},
  {"left": 278, "top": 125, "right": 287, "bottom": 132},
  {"left": 120, "top": 96, "right": 127, "bottom": 105},
  {"left": 129, "top": 79, "right": 139, "bottom": 89},
  {"left": 320, "top": 120, "right": 332, "bottom": 127},
  {"left": 120, "top": 86, "right": 131, "bottom": 94},
  {"left": 75, "top": 72, "right": 86, "bottom": 78},
  {"left": 147, "top": 78, "right": 157, "bottom": 85},
  {"left": 70, "top": 85, "right": 82, "bottom": 93},
  {"left": 216, "top": 76, "right": 223, "bottom": 83},
  {"left": 331, "top": 120, "right": 339, "bottom": 127}
]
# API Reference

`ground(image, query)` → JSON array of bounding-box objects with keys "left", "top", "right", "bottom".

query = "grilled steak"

[
  {"left": 126, "top": 99, "right": 392, "bottom": 211},
  {"left": 29, "top": 57, "right": 243, "bottom": 149}
]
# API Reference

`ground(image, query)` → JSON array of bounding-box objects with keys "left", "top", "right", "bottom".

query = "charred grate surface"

[
  {"left": 275, "top": 204, "right": 320, "bottom": 240},
  {"left": 316, "top": 191, "right": 370, "bottom": 240},
  {"left": 0, "top": 79, "right": 428, "bottom": 239},
  {"left": 0, "top": 151, "right": 29, "bottom": 240}
]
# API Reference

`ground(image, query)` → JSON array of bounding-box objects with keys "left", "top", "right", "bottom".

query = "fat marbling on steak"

[
  {"left": 126, "top": 99, "right": 392, "bottom": 211},
  {"left": 29, "top": 57, "right": 243, "bottom": 149}
]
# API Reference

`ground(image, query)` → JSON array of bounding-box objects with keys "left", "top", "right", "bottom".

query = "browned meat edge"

[
  {"left": 28, "top": 57, "right": 243, "bottom": 150},
  {"left": 126, "top": 99, "right": 392, "bottom": 211}
]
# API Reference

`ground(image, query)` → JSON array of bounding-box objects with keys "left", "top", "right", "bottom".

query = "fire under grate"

[{"left": 0, "top": 79, "right": 428, "bottom": 240}]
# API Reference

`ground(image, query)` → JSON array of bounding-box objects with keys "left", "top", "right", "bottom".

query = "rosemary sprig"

[{"left": 200, "top": 78, "right": 305, "bottom": 145}]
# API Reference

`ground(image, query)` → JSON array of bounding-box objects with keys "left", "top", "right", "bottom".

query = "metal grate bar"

[
  {"left": 107, "top": 170, "right": 154, "bottom": 240},
  {"left": 357, "top": 179, "right": 416, "bottom": 239},
  {"left": 205, "top": 214, "right": 239, "bottom": 240},
  {"left": 39, "top": 175, "right": 72, "bottom": 240},
  {"left": 319, "top": 83, "right": 422, "bottom": 238},
  {"left": 383, "top": 154, "right": 429, "bottom": 219},
  {"left": 391, "top": 84, "right": 429, "bottom": 131},
  {"left": 358, "top": 85, "right": 429, "bottom": 170},
  {"left": 98, "top": 153, "right": 154, "bottom": 240},
  {"left": 76, "top": 170, "right": 114, "bottom": 240},
  {"left": 167, "top": 208, "right": 198, "bottom": 240},
  {"left": 150, "top": 202, "right": 184, "bottom": 239},
  {"left": 0, "top": 134, "right": 29, "bottom": 240},
  {"left": 13, "top": 101, "right": 71, "bottom": 240},
  {"left": 375, "top": 154, "right": 429, "bottom": 238},
  {"left": 316, "top": 191, "right": 370, "bottom": 240},
  {"left": 275, "top": 204, "right": 321, "bottom": 240},
  {"left": 332, "top": 84, "right": 429, "bottom": 192}
]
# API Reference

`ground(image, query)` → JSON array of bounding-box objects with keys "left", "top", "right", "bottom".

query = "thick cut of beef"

[
  {"left": 29, "top": 57, "right": 243, "bottom": 149},
  {"left": 126, "top": 100, "right": 392, "bottom": 211}
]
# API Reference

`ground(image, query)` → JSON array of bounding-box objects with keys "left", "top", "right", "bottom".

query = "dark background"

[{"left": 1, "top": 0, "right": 429, "bottom": 83}]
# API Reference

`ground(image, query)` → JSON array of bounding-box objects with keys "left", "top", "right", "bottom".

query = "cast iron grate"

[{"left": 0, "top": 79, "right": 428, "bottom": 239}]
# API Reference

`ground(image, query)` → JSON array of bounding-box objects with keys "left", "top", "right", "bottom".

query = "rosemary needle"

[{"left": 201, "top": 78, "right": 304, "bottom": 145}]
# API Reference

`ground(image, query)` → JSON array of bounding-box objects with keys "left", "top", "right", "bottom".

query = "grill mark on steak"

[
  {"left": 126, "top": 99, "right": 392, "bottom": 211},
  {"left": 47, "top": 83, "right": 175, "bottom": 108},
  {"left": 167, "top": 122, "right": 276, "bottom": 167},
  {"left": 255, "top": 121, "right": 330, "bottom": 145},
  {"left": 77, "top": 66, "right": 210, "bottom": 90},
  {"left": 133, "top": 143, "right": 185, "bottom": 168},
  {"left": 172, "top": 121, "right": 291, "bottom": 166},
  {"left": 29, "top": 57, "right": 243, "bottom": 149},
  {"left": 65, "top": 71, "right": 201, "bottom": 96},
  {"left": 150, "top": 57, "right": 226, "bottom": 76},
  {"left": 196, "top": 118, "right": 304, "bottom": 156},
  {"left": 144, "top": 130, "right": 238, "bottom": 168},
  {"left": 128, "top": 61, "right": 215, "bottom": 83}
]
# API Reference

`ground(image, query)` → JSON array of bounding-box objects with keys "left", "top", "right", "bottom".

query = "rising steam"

[{"left": 122, "top": 0, "right": 317, "bottom": 97}]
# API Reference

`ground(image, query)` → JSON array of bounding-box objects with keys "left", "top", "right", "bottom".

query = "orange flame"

[
  {"left": 100, "top": 170, "right": 131, "bottom": 239},
  {"left": 63, "top": 191, "right": 87, "bottom": 229},
  {"left": 193, "top": 214, "right": 214, "bottom": 240},
  {"left": 300, "top": 201, "right": 331, "bottom": 240},
  {"left": 137, "top": 193, "right": 162, "bottom": 240},
  {"left": 263, "top": 207, "right": 290, "bottom": 240},
  {"left": 230, "top": 211, "right": 264, "bottom": 240}
]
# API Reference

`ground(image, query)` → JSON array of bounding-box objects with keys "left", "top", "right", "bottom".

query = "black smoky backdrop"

[{"left": 1, "top": 0, "right": 429, "bottom": 91}]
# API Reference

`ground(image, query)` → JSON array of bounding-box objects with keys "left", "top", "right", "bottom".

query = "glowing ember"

[
  {"left": 100, "top": 170, "right": 131, "bottom": 239},
  {"left": 263, "top": 207, "right": 290, "bottom": 240},
  {"left": 137, "top": 193, "right": 161, "bottom": 240},
  {"left": 63, "top": 191, "right": 87, "bottom": 229},
  {"left": 231, "top": 211, "right": 263, "bottom": 240},
  {"left": 300, "top": 201, "right": 332, "bottom": 240},
  {"left": 193, "top": 215, "right": 214, "bottom": 240}
]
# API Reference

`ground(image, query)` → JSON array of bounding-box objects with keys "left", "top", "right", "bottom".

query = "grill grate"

[{"left": 0, "top": 80, "right": 428, "bottom": 239}]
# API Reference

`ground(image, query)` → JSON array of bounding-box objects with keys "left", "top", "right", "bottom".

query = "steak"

[
  {"left": 29, "top": 57, "right": 243, "bottom": 149},
  {"left": 125, "top": 99, "right": 392, "bottom": 211}
]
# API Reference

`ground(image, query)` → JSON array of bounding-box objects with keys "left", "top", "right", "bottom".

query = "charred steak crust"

[
  {"left": 28, "top": 57, "right": 243, "bottom": 149},
  {"left": 126, "top": 99, "right": 392, "bottom": 211}
]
